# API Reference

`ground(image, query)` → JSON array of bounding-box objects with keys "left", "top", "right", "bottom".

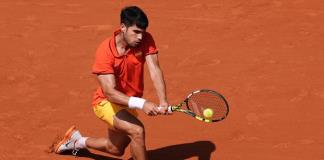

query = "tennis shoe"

[{"left": 54, "top": 125, "right": 82, "bottom": 155}]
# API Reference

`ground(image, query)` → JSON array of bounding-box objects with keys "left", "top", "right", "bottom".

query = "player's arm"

[
  {"left": 97, "top": 74, "right": 129, "bottom": 105},
  {"left": 145, "top": 54, "right": 168, "bottom": 108},
  {"left": 96, "top": 74, "right": 159, "bottom": 115}
]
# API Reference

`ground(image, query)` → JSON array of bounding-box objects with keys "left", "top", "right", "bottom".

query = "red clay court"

[{"left": 0, "top": 0, "right": 323, "bottom": 159}]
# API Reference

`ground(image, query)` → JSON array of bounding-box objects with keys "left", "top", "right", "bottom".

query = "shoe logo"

[{"left": 65, "top": 141, "right": 72, "bottom": 147}]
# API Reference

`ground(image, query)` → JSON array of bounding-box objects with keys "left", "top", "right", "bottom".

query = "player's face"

[{"left": 121, "top": 24, "right": 145, "bottom": 47}]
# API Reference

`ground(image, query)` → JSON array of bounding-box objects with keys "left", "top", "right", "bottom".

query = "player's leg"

[
  {"left": 84, "top": 100, "right": 135, "bottom": 156},
  {"left": 55, "top": 104, "right": 132, "bottom": 156},
  {"left": 85, "top": 128, "right": 131, "bottom": 156},
  {"left": 89, "top": 99, "right": 146, "bottom": 159},
  {"left": 55, "top": 100, "right": 146, "bottom": 159},
  {"left": 113, "top": 109, "right": 147, "bottom": 160},
  {"left": 54, "top": 126, "right": 131, "bottom": 157},
  {"left": 86, "top": 109, "right": 146, "bottom": 159}
]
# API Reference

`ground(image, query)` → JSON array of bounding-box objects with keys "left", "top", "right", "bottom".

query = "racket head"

[{"left": 185, "top": 89, "right": 229, "bottom": 122}]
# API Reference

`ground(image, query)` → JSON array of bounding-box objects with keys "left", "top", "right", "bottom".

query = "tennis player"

[{"left": 54, "top": 6, "right": 168, "bottom": 160}]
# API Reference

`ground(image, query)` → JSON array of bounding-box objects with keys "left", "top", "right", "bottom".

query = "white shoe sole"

[{"left": 54, "top": 125, "right": 77, "bottom": 153}]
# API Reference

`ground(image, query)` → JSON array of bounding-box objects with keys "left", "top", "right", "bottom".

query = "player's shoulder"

[
  {"left": 95, "top": 36, "right": 115, "bottom": 58},
  {"left": 141, "top": 31, "right": 155, "bottom": 45},
  {"left": 144, "top": 31, "right": 154, "bottom": 39},
  {"left": 98, "top": 36, "right": 112, "bottom": 49}
]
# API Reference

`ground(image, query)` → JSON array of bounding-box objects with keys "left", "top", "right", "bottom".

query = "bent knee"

[
  {"left": 128, "top": 125, "right": 145, "bottom": 139},
  {"left": 106, "top": 145, "right": 125, "bottom": 156},
  {"left": 110, "top": 149, "right": 125, "bottom": 157}
]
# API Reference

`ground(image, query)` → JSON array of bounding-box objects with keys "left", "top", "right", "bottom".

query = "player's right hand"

[{"left": 143, "top": 101, "right": 160, "bottom": 116}]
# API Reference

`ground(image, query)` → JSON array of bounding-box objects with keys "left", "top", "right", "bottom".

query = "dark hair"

[{"left": 120, "top": 6, "right": 148, "bottom": 29}]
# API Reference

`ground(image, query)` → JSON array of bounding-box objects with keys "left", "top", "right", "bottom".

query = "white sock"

[{"left": 75, "top": 137, "right": 88, "bottom": 149}]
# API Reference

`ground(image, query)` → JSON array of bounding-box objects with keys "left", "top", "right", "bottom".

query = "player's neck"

[{"left": 115, "top": 32, "right": 130, "bottom": 56}]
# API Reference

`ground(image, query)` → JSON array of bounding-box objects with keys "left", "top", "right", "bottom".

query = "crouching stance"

[{"left": 55, "top": 6, "right": 168, "bottom": 160}]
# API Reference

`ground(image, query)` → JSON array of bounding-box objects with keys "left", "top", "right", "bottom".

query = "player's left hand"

[{"left": 158, "top": 101, "right": 171, "bottom": 115}]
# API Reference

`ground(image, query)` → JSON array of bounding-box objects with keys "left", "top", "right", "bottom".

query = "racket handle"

[
  {"left": 157, "top": 106, "right": 173, "bottom": 113},
  {"left": 167, "top": 106, "right": 173, "bottom": 113}
]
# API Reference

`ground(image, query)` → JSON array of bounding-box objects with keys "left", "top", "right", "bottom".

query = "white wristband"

[{"left": 128, "top": 97, "right": 146, "bottom": 109}]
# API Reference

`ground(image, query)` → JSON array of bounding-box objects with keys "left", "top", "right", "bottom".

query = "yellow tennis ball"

[{"left": 203, "top": 108, "right": 214, "bottom": 118}]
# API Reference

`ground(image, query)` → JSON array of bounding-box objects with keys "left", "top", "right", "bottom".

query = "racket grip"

[
  {"left": 167, "top": 106, "right": 173, "bottom": 113},
  {"left": 157, "top": 106, "right": 173, "bottom": 113}
]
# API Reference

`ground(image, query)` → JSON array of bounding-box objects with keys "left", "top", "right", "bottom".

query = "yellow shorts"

[{"left": 93, "top": 99, "right": 138, "bottom": 127}]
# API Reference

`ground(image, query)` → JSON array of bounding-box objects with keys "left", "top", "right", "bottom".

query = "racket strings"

[{"left": 188, "top": 92, "right": 228, "bottom": 120}]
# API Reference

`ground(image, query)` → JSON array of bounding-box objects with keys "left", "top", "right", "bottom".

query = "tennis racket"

[{"left": 164, "top": 89, "right": 229, "bottom": 123}]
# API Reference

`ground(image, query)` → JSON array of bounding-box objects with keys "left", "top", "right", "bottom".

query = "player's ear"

[{"left": 120, "top": 23, "right": 127, "bottom": 33}]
